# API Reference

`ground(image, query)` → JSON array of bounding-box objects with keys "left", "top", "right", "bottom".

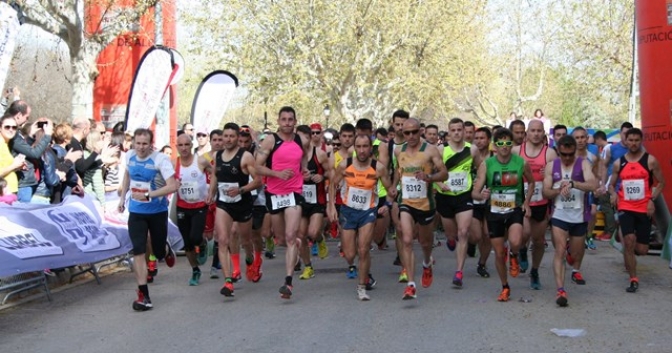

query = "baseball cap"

[
  {"left": 310, "top": 123, "right": 322, "bottom": 131},
  {"left": 196, "top": 127, "right": 209, "bottom": 136}
]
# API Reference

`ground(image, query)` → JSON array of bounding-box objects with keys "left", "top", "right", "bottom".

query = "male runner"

[
  {"left": 572, "top": 127, "right": 600, "bottom": 250},
  {"left": 328, "top": 134, "right": 394, "bottom": 300},
  {"left": 463, "top": 121, "right": 476, "bottom": 144},
  {"left": 331, "top": 124, "right": 356, "bottom": 274},
  {"left": 393, "top": 118, "right": 447, "bottom": 299},
  {"left": 470, "top": 127, "right": 493, "bottom": 277},
  {"left": 174, "top": 134, "right": 212, "bottom": 286},
  {"left": 472, "top": 128, "right": 534, "bottom": 302},
  {"left": 512, "top": 119, "right": 557, "bottom": 289},
  {"left": 297, "top": 124, "right": 331, "bottom": 280},
  {"left": 434, "top": 118, "right": 475, "bottom": 287},
  {"left": 609, "top": 128, "right": 664, "bottom": 293},
  {"left": 206, "top": 129, "right": 224, "bottom": 279},
  {"left": 208, "top": 123, "right": 260, "bottom": 297},
  {"left": 542, "top": 135, "right": 597, "bottom": 307},
  {"left": 118, "top": 128, "right": 178, "bottom": 311},
  {"left": 509, "top": 119, "right": 526, "bottom": 147},
  {"left": 255, "top": 106, "right": 311, "bottom": 299}
]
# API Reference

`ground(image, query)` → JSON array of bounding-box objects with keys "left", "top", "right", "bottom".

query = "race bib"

[
  {"left": 346, "top": 187, "right": 372, "bottom": 210},
  {"left": 130, "top": 180, "right": 151, "bottom": 203},
  {"left": 556, "top": 189, "right": 583, "bottom": 210},
  {"left": 178, "top": 181, "right": 200, "bottom": 202},
  {"left": 623, "top": 179, "right": 645, "bottom": 201},
  {"left": 249, "top": 176, "right": 258, "bottom": 196},
  {"left": 447, "top": 172, "right": 468, "bottom": 193},
  {"left": 402, "top": 176, "right": 426, "bottom": 199},
  {"left": 271, "top": 193, "right": 296, "bottom": 210},
  {"left": 302, "top": 184, "right": 317, "bottom": 204},
  {"left": 218, "top": 182, "right": 241, "bottom": 203},
  {"left": 490, "top": 192, "right": 515, "bottom": 214},
  {"left": 524, "top": 181, "right": 543, "bottom": 203}
]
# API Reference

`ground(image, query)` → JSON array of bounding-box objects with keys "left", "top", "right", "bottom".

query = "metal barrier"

[{"left": 0, "top": 272, "right": 52, "bottom": 305}]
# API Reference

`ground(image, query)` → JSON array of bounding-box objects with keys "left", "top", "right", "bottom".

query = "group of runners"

[{"left": 118, "top": 107, "right": 665, "bottom": 311}]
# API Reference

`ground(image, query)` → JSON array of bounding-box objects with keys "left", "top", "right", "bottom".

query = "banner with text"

[
  {"left": 0, "top": 195, "right": 183, "bottom": 278},
  {"left": 191, "top": 70, "right": 239, "bottom": 133},
  {"left": 124, "top": 46, "right": 176, "bottom": 133},
  {"left": 0, "top": 3, "right": 20, "bottom": 91}
]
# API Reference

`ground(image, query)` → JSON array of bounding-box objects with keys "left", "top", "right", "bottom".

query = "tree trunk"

[{"left": 69, "top": 45, "right": 99, "bottom": 121}]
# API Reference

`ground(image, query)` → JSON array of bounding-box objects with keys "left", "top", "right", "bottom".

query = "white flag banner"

[
  {"left": 0, "top": 3, "right": 20, "bottom": 90},
  {"left": 0, "top": 194, "right": 183, "bottom": 278},
  {"left": 191, "top": 70, "right": 239, "bottom": 133},
  {"left": 125, "top": 46, "right": 176, "bottom": 133}
]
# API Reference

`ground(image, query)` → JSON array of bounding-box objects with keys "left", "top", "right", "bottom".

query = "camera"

[{"left": 37, "top": 121, "right": 47, "bottom": 129}]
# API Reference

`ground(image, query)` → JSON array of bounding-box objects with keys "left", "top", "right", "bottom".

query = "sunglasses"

[
  {"left": 2, "top": 125, "right": 18, "bottom": 131},
  {"left": 311, "top": 131, "right": 322, "bottom": 135},
  {"left": 197, "top": 133, "right": 208, "bottom": 138},
  {"left": 403, "top": 129, "right": 420, "bottom": 136},
  {"left": 494, "top": 141, "right": 513, "bottom": 147},
  {"left": 332, "top": 143, "right": 341, "bottom": 147}
]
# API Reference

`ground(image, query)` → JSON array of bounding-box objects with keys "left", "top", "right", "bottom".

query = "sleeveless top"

[
  {"left": 266, "top": 133, "right": 303, "bottom": 195},
  {"left": 176, "top": 156, "right": 208, "bottom": 209},
  {"left": 341, "top": 158, "right": 378, "bottom": 210},
  {"left": 303, "top": 146, "right": 326, "bottom": 205},
  {"left": 398, "top": 142, "right": 434, "bottom": 211},
  {"left": 437, "top": 142, "right": 472, "bottom": 196},
  {"left": 617, "top": 153, "right": 653, "bottom": 213},
  {"left": 485, "top": 154, "right": 525, "bottom": 214},
  {"left": 215, "top": 149, "right": 251, "bottom": 205},
  {"left": 551, "top": 157, "right": 590, "bottom": 223},
  {"left": 372, "top": 139, "right": 387, "bottom": 198},
  {"left": 519, "top": 142, "right": 548, "bottom": 206},
  {"left": 472, "top": 151, "right": 494, "bottom": 205}
]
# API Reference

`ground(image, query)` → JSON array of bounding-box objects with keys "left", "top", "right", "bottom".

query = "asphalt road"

[{"left": 1, "top": 239, "right": 671, "bottom": 353}]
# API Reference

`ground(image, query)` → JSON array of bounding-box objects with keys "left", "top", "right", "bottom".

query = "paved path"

[{"left": 1, "top": 240, "right": 671, "bottom": 353}]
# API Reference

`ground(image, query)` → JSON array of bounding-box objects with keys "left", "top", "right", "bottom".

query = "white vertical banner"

[
  {"left": 124, "top": 46, "right": 176, "bottom": 134},
  {"left": 190, "top": 71, "right": 239, "bottom": 133},
  {"left": 0, "top": 3, "right": 20, "bottom": 90},
  {"left": 154, "top": 49, "right": 185, "bottom": 149}
]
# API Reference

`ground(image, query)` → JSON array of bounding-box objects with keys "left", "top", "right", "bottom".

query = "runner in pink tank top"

[{"left": 255, "top": 106, "right": 310, "bottom": 300}]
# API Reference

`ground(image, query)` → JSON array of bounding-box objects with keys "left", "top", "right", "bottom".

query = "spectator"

[
  {"left": 68, "top": 117, "right": 103, "bottom": 178},
  {"left": 0, "top": 87, "right": 20, "bottom": 116},
  {"left": 112, "top": 121, "right": 126, "bottom": 134},
  {"left": 0, "top": 115, "right": 24, "bottom": 194},
  {"left": 30, "top": 125, "right": 63, "bottom": 204},
  {"left": 82, "top": 128, "right": 108, "bottom": 205},
  {"left": 159, "top": 145, "right": 173, "bottom": 157},
  {"left": 51, "top": 123, "right": 82, "bottom": 201},
  {"left": 104, "top": 132, "right": 125, "bottom": 200},
  {"left": 0, "top": 177, "right": 18, "bottom": 205}
]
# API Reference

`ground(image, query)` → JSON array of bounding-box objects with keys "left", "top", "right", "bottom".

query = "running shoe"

[
  {"left": 264, "top": 250, "right": 276, "bottom": 259},
  {"left": 467, "top": 243, "right": 476, "bottom": 258},
  {"left": 402, "top": 285, "right": 416, "bottom": 300},
  {"left": 246, "top": 263, "right": 255, "bottom": 282},
  {"left": 132, "top": 290, "right": 153, "bottom": 311},
  {"left": 586, "top": 238, "right": 597, "bottom": 250},
  {"left": 311, "top": 242, "right": 318, "bottom": 256},
  {"left": 497, "top": 287, "right": 510, "bottom": 302},
  {"left": 210, "top": 267, "right": 220, "bottom": 279},
  {"left": 509, "top": 255, "right": 520, "bottom": 278},
  {"left": 317, "top": 239, "right": 329, "bottom": 259},
  {"left": 566, "top": 244, "right": 575, "bottom": 266},
  {"left": 626, "top": 278, "right": 638, "bottom": 293},
  {"left": 571, "top": 271, "right": 586, "bottom": 285},
  {"left": 357, "top": 285, "right": 370, "bottom": 301},
  {"left": 220, "top": 281, "right": 234, "bottom": 297},
  {"left": 398, "top": 268, "right": 409, "bottom": 283},
  {"left": 452, "top": 270, "right": 463, "bottom": 287},
  {"left": 164, "top": 244, "right": 176, "bottom": 268},
  {"left": 347, "top": 266, "right": 358, "bottom": 279},
  {"left": 422, "top": 265, "right": 434, "bottom": 288},
  {"left": 251, "top": 264, "right": 263, "bottom": 283},
  {"left": 530, "top": 271, "right": 541, "bottom": 290},
  {"left": 300, "top": 266, "right": 315, "bottom": 280},
  {"left": 446, "top": 237, "right": 457, "bottom": 251},
  {"left": 519, "top": 249, "right": 529, "bottom": 273},
  {"left": 196, "top": 241, "right": 208, "bottom": 265},
  {"left": 147, "top": 259, "right": 158, "bottom": 276},
  {"left": 232, "top": 271, "right": 242, "bottom": 283},
  {"left": 279, "top": 284, "right": 293, "bottom": 299},
  {"left": 477, "top": 264, "right": 490, "bottom": 278},
  {"left": 366, "top": 273, "right": 377, "bottom": 290},
  {"left": 294, "top": 261, "right": 302, "bottom": 272},
  {"left": 146, "top": 274, "right": 154, "bottom": 284},
  {"left": 596, "top": 232, "right": 612, "bottom": 242},
  {"left": 556, "top": 289, "right": 568, "bottom": 307},
  {"left": 265, "top": 238, "right": 276, "bottom": 259},
  {"left": 393, "top": 255, "right": 402, "bottom": 266},
  {"left": 189, "top": 270, "right": 201, "bottom": 286}
]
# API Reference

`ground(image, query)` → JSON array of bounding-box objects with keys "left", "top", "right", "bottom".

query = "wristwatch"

[
  {"left": 569, "top": 181, "right": 575, "bottom": 189},
  {"left": 144, "top": 192, "right": 150, "bottom": 200}
]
